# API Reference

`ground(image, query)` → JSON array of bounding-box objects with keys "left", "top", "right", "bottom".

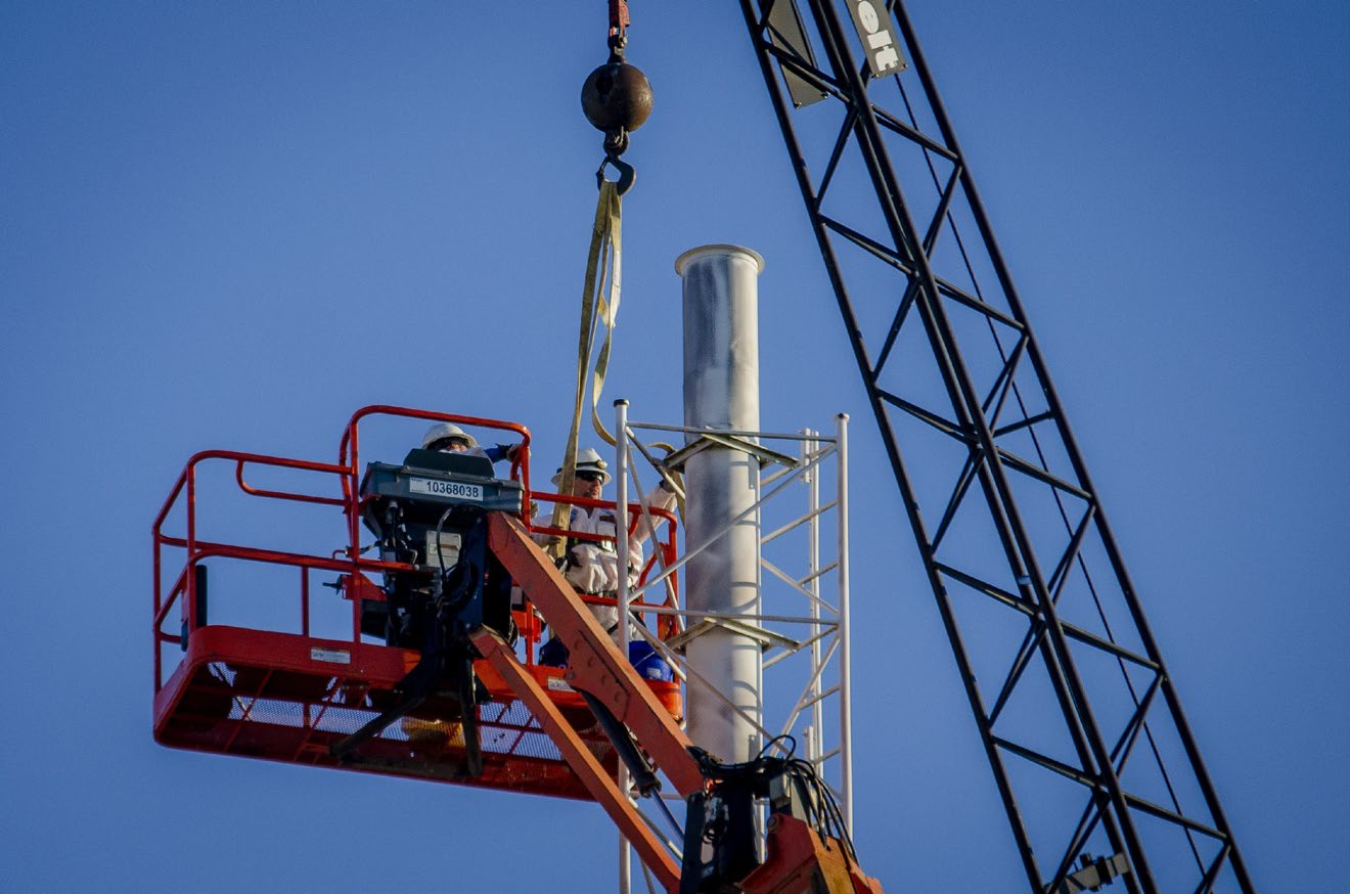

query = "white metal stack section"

[{"left": 675, "top": 244, "right": 766, "bottom": 764}]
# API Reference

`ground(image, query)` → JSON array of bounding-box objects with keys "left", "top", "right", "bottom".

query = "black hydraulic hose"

[{"left": 579, "top": 690, "right": 661, "bottom": 798}]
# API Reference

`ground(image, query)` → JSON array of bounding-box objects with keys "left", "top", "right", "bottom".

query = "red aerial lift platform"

[{"left": 153, "top": 406, "right": 680, "bottom": 800}]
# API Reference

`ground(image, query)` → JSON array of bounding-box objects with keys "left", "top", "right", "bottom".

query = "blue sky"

[{"left": 2, "top": 2, "right": 1346, "bottom": 891}]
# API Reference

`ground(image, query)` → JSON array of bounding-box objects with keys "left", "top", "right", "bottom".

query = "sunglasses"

[
  {"left": 430, "top": 438, "right": 469, "bottom": 452},
  {"left": 575, "top": 471, "right": 605, "bottom": 483}
]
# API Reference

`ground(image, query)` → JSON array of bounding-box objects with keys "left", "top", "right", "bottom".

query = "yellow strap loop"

[
  {"left": 549, "top": 181, "right": 623, "bottom": 557},
  {"left": 589, "top": 182, "right": 622, "bottom": 447}
]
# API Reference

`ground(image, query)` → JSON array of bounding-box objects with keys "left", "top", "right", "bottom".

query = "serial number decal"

[
  {"left": 311, "top": 647, "right": 351, "bottom": 665},
  {"left": 546, "top": 677, "right": 575, "bottom": 693},
  {"left": 409, "top": 477, "right": 484, "bottom": 502}
]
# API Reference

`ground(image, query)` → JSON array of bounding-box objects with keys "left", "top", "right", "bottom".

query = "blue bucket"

[{"left": 628, "top": 641, "right": 674, "bottom": 682}]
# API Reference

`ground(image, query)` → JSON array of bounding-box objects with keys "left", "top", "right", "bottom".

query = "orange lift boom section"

[{"left": 480, "top": 511, "right": 880, "bottom": 894}]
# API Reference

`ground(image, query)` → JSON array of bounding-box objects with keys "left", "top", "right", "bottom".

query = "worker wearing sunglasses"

[{"left": 532, "top": 447, "right": 676, "bottom": 655}]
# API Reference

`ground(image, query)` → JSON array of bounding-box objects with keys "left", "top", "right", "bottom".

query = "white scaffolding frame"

[{"left": 609, "top": 406, "right": 853, "bottom": 892}]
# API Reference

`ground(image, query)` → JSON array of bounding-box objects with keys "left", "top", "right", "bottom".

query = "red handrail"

[
  {"left": 152, "top": 407, "right": 681, "bottom": 690},
  {"left": 153, "top": 449, "right": 362, "bottom": 689}
]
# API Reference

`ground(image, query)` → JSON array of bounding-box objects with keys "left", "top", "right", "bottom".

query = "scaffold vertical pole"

[
  {"left": 806, "top": 429, "right": 824, "bottom": 764},
  {"left": 615, "top": 398, "right": 632, "bottom": 894},
  {"left": 837, "top": 412, "right": 853, "bottom": 833}
]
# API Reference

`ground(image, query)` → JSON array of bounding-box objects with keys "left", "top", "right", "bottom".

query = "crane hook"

[
  {"left": 596, "top": 151, "right": 636, "bottom": 196},
  {"left": 581, "top": 0, "right": 648, "bottom": 196}
]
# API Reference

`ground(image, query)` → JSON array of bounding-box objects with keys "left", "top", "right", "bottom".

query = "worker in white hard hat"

[
  {"left": 533, "top": 447, "right": 676, "bottom": 642},
  {"left": 400, "top": 420, "right": 523, "bottom": 752},
  {"left": 420, "top": 421, "right": 521, "bottom": 464}
]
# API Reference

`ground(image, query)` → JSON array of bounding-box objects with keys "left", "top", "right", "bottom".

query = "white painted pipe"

[
  {"left": 674, "top": 244, "right": 766, "bottom": 763},
  {"left": 836, "top": 412, "right": 853, "bottom": 833},
  {"left": 614, "top": 399, "right": 631, "bottom": 894},
  {"left": 806, "top": 430, "right": 824, "bottom": 763}
]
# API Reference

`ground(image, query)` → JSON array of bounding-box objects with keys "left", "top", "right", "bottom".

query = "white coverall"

[{"left": 533, "top": 486, "right": 677, "bottom": 633}]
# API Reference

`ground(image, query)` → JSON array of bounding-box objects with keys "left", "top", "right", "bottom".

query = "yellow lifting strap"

[{"left": 549, "top": 180, "right": 624, "bottom": 557}]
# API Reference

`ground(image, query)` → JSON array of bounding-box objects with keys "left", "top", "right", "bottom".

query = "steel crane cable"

[{"left": 886, "top": 69, "right": 1206, "bottom": 875}]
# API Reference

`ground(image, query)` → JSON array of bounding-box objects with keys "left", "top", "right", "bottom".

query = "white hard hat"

[
  {"left": 421, "top": 422, "right": 477, "bottom": 450},
  {"left": 552, "top": 446, "right": 611, "bottom": 486}
]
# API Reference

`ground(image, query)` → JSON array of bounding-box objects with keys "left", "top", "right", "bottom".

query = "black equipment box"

[{"left": 360, "top": 448, "right": 524, "bottom": 540}]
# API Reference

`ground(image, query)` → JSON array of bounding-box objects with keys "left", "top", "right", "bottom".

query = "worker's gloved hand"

[
  {"left": 499, "top": 443, "right": 522, "bottom": 462},
  {"left": 649, "top": 478, "right": 679, "bottom": 513}
]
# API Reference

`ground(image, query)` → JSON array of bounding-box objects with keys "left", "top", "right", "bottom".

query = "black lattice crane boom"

[{"left": 736, "top": 1, "right": 1256, "bottom": 892}]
